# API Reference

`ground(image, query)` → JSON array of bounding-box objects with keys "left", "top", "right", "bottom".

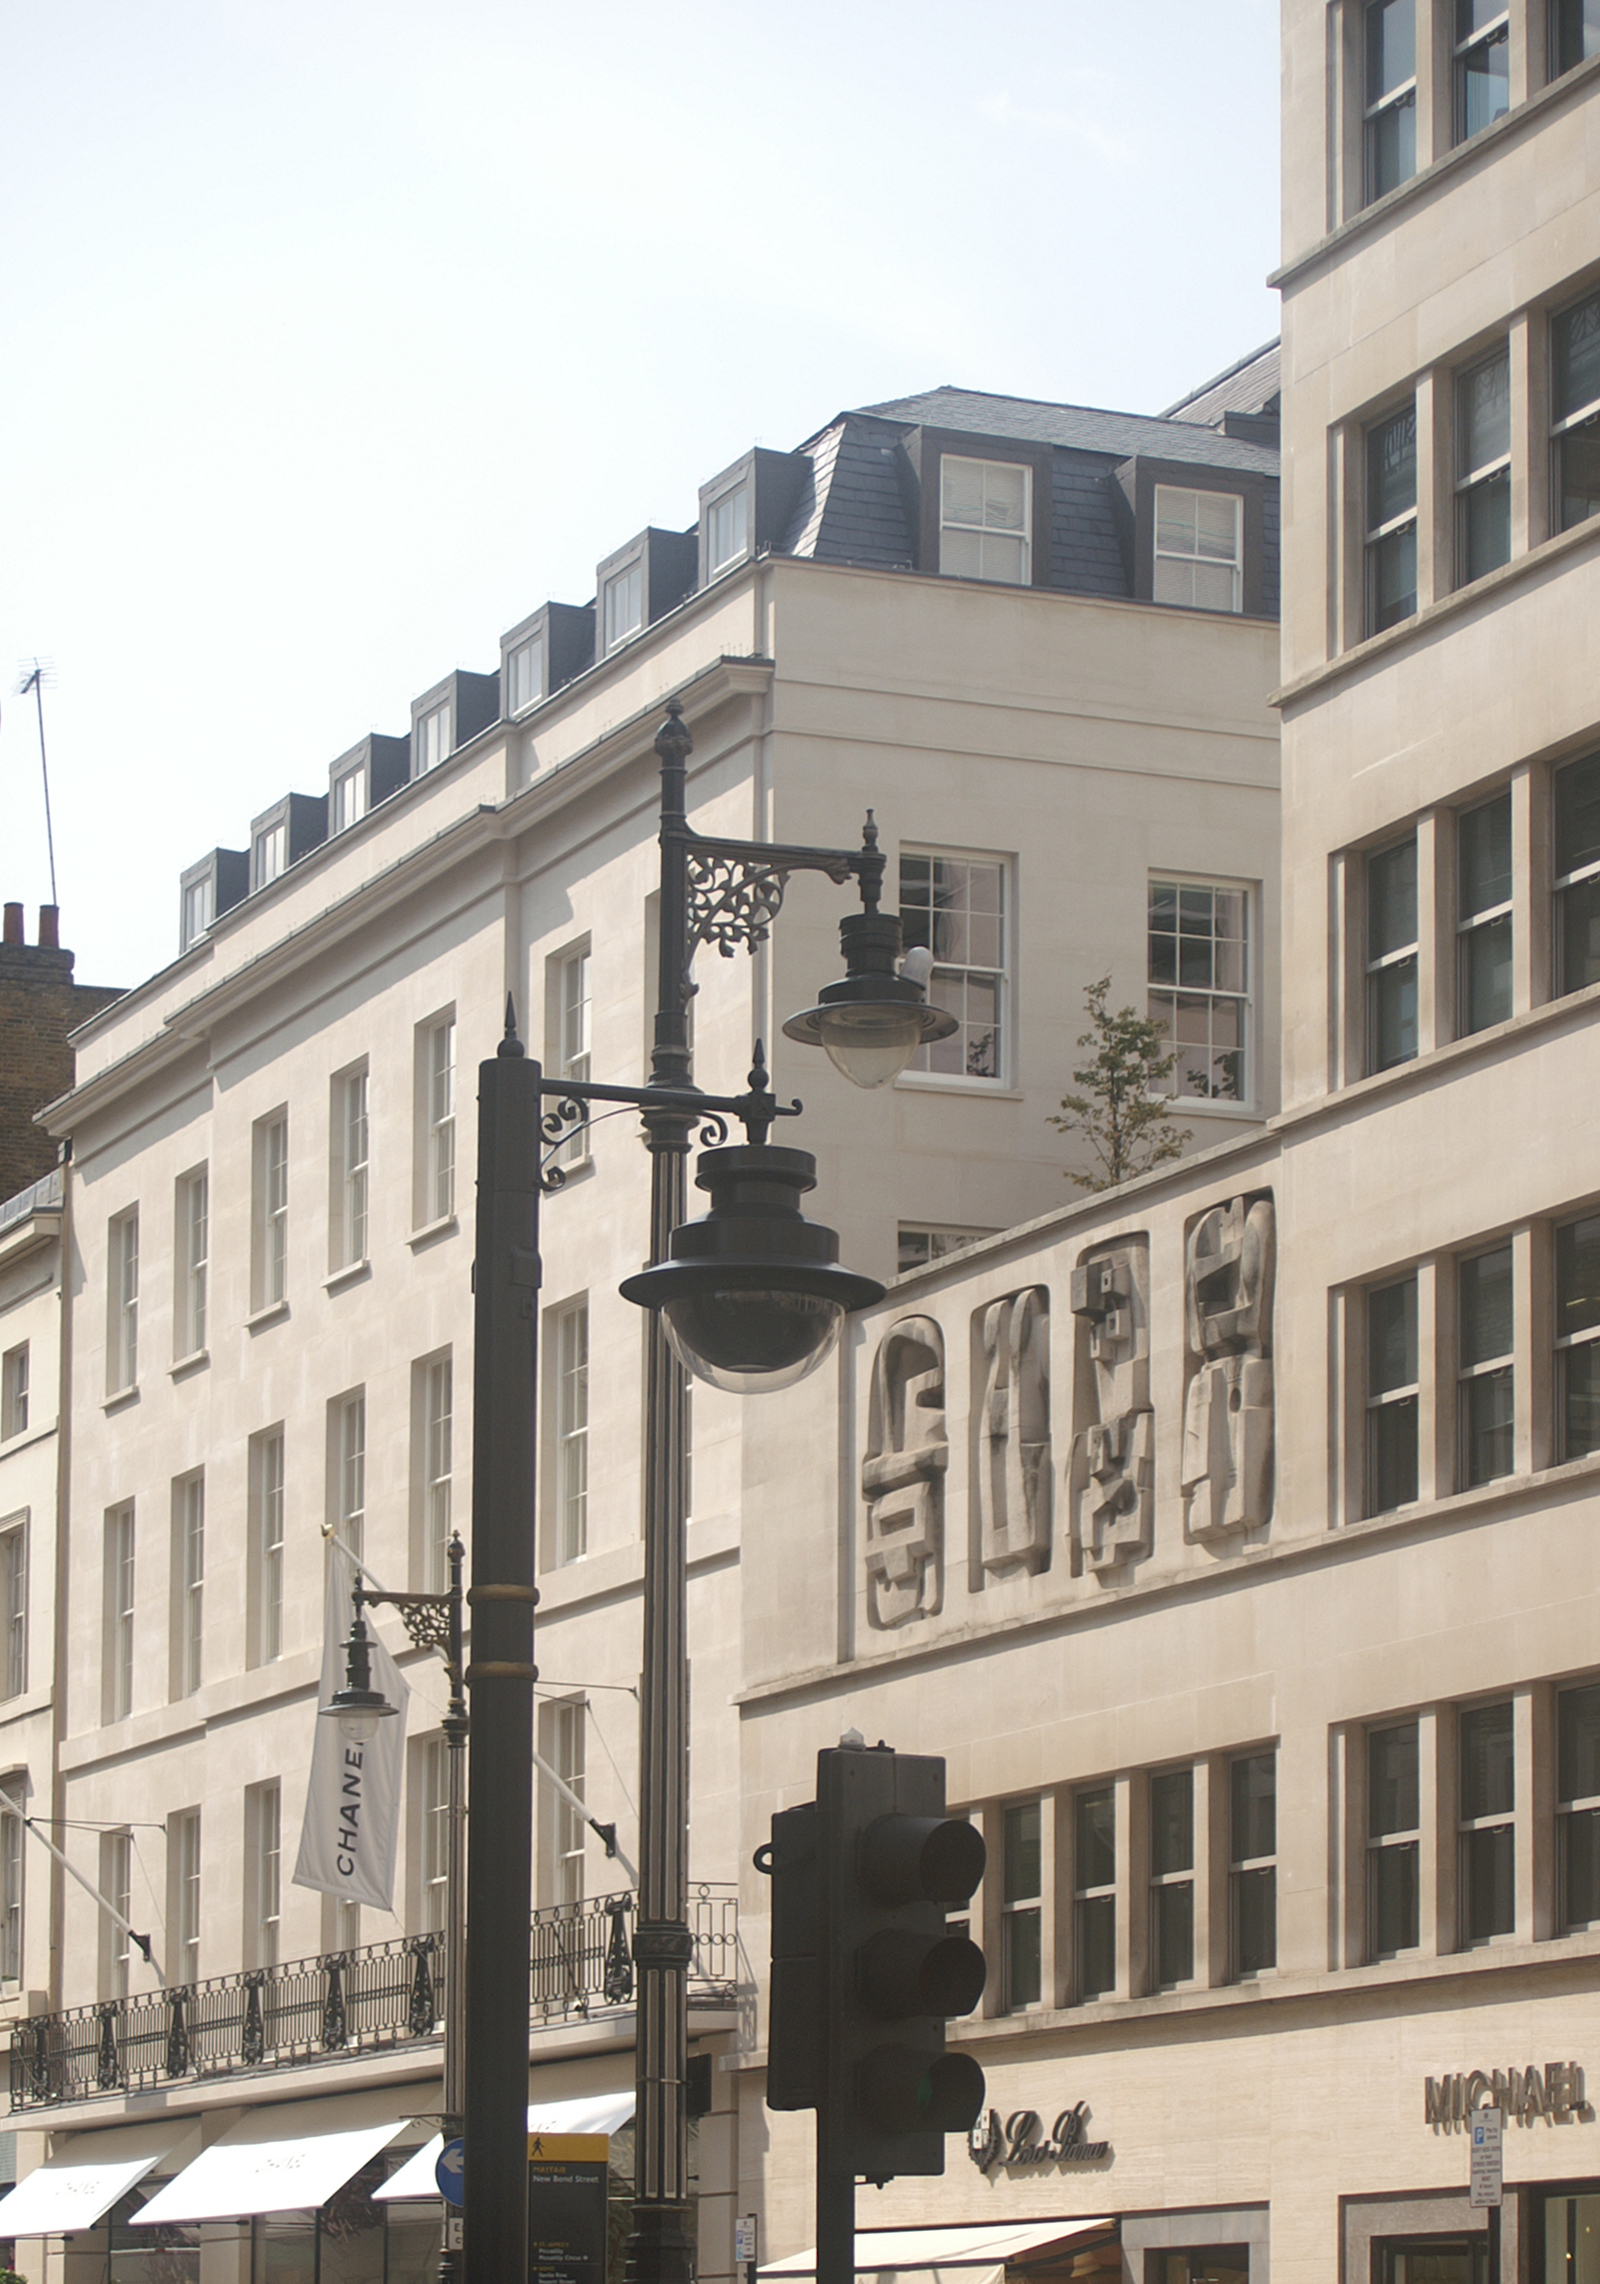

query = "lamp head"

[
  {"left": 321, "top": 1603, "right": 399, "bottom": 1747},
  {"left": 620, "top": 1142, "right": 884, "bottom": 1393},
  {"left": 782, "top": 911, "right": 957, "bottom": 1089}
]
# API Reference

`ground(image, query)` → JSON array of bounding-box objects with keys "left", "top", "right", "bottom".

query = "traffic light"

[{"left": 762, "top": 1741, "right": 987, "bottom": 2183}]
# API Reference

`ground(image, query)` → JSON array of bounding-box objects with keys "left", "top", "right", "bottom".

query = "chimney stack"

[
  {"left": 2, "top": 905, "right": 21, "bottom": 947},
  {"left": 38, "top": 906, "right": 59, "bottom": 950}
]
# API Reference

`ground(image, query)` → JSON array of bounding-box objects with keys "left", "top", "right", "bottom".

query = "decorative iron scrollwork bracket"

[{"left": 678, "top": 814, "right": 882, "bottom": 972}]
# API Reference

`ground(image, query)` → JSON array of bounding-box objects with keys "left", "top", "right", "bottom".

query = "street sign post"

[
  {"left": 1469, "top": 2108, "right": 1503, "bottom": 2209},
  {"left": 437, "top": 2139, "right": 466, "bottom": 2208}
]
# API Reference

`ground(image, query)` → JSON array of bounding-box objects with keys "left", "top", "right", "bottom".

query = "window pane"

[
  {"left": 1564, "top": 1805, "right": 1600, "bottom": 1927},
  {"left": 1554, "top": 0, "right": 1600, "bottom": 71},
  {"left": 1369, "top": 1724, "right": 1419, "bottom": 1837},
  {"left": 1554, "top": 291, "right": 1600, "bottom": 426},
  {"left": 1462, "top": 910, "right": 1512, "bottom": 1032},
  {"left": 1563, "top": 1341, "right": 1600, "bottom": 1460},
  {"left": 1367, "top": 88, "right": 1417, "bottom": 197},
  {"left": 1367, "top": 0, "right": 1416, "bottom": 99},
  {"left": 1561, "top": 873, "right": 1600, "bottom": 993},
  {"left": 1560, "top": 1684, "right": 1600, "bottom": 1804},
  {"left": 1369, "top": 522, "right": 1419, "bottom": 629},
  {"left": 1234, "top": 1865, "right": 1277, "bottom": 1976},
  {"left": 1369, "top": 405, "right": 1419, "bottom": 528},
  {"left": 1368, "top": 1279, "right": 1418, "bottom": 1396},
  {"left": 1460, "top": 1246, "right": 1513, "bottom": 1366},
  {"left": 1463, "top": 1821, "right": 1515, "bottom": 1938},
  {"left": 942, "top": 458, "right": 985, "bottom": 524},
  {"left": 1462, "top": 1365, "right": 1514, "bottom": 1483},
  {"left": 1231, "top": 1753, "right": 1276, "bottom": 1861},
  {"left": 1457, "top": 354, "right": 1510, "bottom": 479},
  {"left": 1002, "top": 1906, "right": 1042, "bottom": 2009},
  {"left": 1370, "top": 955, "right": 1418, "bottom": 1069},
  {"left": 1003, "top": 1801, "right": 1041, "bottom": 1901},
  {"left": 1457, "top": 26, "right": 1509, "bottom": 138},
  {"left": 1150, "top": 1769, "right": 1193, "bottom": 1876},
  {"left": 982, "top": 464, "right": 1027, "bottom": 532},
  {"left": 1461, "top": 1701, "right": 1514, "bottom": 1818},
  {"left": 1154, "top": 1879, "right": 1194, "bottom": 1986},
  {"left": 1156, "top": 492, "right": 1198, "bottom": 554},
  {"left": 1195, "top": 491, "right": 1241, "bottom": 558},
  {"left": 1077, "top": 1893, "right": 1114, "bottom": 1999},
  {"left": 1558, "top": 1217, "right": 1600, "bottom": 1342},
  {"left": 1459, "top": 793, "right": 1511, "bottom": 917},
  {"left": 1370, "top": 1837, "right": 1419, "bottom": 1953},
  {"left": 1076, "top": 1787, "right": 1115, "bottom": 1889},
  {"left": 1557, "top": 414, "right": 1600, "bottom": 532},
  {"left": 1460, "top": 468, "right": 1512, "bottom": 579},
  {"left": 1369, "top": 840, "right": 1418, "bottom": 958},
  {"left": 1369, "top": 1395, "right": 1419, "bottom": 1511}
]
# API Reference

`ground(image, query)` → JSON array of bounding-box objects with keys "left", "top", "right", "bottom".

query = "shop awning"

[
  {"left": 375, "top": 2092, "right": 636, "bottom": 2202},
  {"left": 765, "top": 2219, "right": 1114, "bottom": 2284},
  {"left": 134, "top": 2096, "right": 410, "bottom": 2225},
  {"left": 0, "top": 2119, "right": 199, "bottom": 2238}
]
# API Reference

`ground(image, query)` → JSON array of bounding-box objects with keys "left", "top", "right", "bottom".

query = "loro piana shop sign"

[
  {"left": 1424, "top": 2063, "right": 1588, "bottom": 2130},
  {"left": 968, "top": 2105, "right": 1112, "bottom": 2173}
]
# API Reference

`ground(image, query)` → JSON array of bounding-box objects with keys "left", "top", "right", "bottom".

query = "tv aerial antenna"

[{"left": 14, "top": 659, "right": 58, "bottom": 907}]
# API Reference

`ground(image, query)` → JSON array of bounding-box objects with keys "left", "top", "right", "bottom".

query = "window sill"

[
  {"left": 324, "top": 1261, "right": 371, "bottom": 1295},
  {"left": 245, "top": 1301, "right": 290, "bottom": 1332},
  {"left": 408, "top": 1214, "right": 459, "bottom": 1252},
  {"left": 0, "top": 1421, "right": 55, "bottom": 1457},
  {"left": 102, "top": 1386, "right": 139, "bottom": 1415},
  {"left": 1168, "top": 1097, "right": 1258, "bottom": 1120},
  {"left": 169, "top": 1350, "right": 209, "bottom": 1382},
  {"left": 895, "top": 1073, "right": 1022, "bottom": 1101}
]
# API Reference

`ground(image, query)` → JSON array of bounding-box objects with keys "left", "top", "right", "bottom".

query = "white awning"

[
  {"left": 764, "top": 2220, "right": 1113, "bottom": 2278},
  {"left": 0, "top": 2120, "right": 199, "bottom": 2238},
  {"left": 375, "top": 2092, "right": 636, "bottom": 2202},
  {"left": 134, "top": 2097, "right": 410, "bottom": 2225}
]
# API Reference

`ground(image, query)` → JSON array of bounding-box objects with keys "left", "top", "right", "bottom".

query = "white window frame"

[
  {"left": 1364, "top": 398, "right": 1420, "bottom": 636},
  {"left": 897, "top": 848, "right": 1011, "bottom": 1090},
  {"left": 707, "top": 485, "right": 750, "bottom": 577},
  {"left": 252, "top": 1112, "right": 289, "bottom": 1313},
  {"left": 249, "top": 1428, "right": 285, "bottom": 1666},
  {"left": 1452, "top": 1, "right": 1510, "bottom": 142},
  {"left": 555, "top": 1299, "right": 589, "bottom": 1566},
  {"left": 172, "top": 1473, "right": 204, "bottom": 1700},
  {"left": 1366, "top": 1718, "right": 1422, "bottom": 1960},
  {"left": 550, "top": 946, "right": 591, "bottom": 1167},
  {"left": 1456, "top": 788, "right": 1513, "bottom": 1036},
  {"left": 419, "top": 1734, "right": 450, "bottom": 1934},
  {"left": 1454, "top": 347, "right": 1513, "bottom": 585},
  {"left": 545, "top": 1699, "right": 586, "bottom": 1909},
  {"left": 1152, "top": 486, "right": 1244, "bottom": 613},
  {"left": 175, "top": 1167, "right": 208, "bottom": 1360},
  {"left": 333, "top": 1064, "right": 370, "bottom": 1271},
  {"left": 252, "top": 821, "right": 286, "bottom": 890},
  {"left": 0, "top": 1778, "right": 22, "bottom": 1984},
  {"left": 938, "top": 455, "right": 1032, "bottom": 585},
  {"left": 508, "top": 635, "right": 544, "bottom": 717},
  {"left": 100, "top": 1829, "right": 132, "bottom": 2000},
  {"left": 0, "top": 1343, "right": 27, "bottom": 1440},
  {"left": 247, "top": 1782, "right": 281, "bottom": 1970},
  {"left": 170, "top": 1807, "right": 201, "bottom": 1985},
  {"left": 1363, "top": 0, "right": 1418, "bottom": 206},
  {"left": 181, "top": 874, "right": 214, "bottom": 951},
  {"left": 1365, "top": 1274, "right": 1421, "bottom": 1516},
  {"left": 1556, "top": 1212, "right": 1600, "bottom": 1463},
  {"left": 416, "top": 703, "right": 451, "bottom": 775},
  {"left": 107, "top": 1209, "right": 140, "bottom": 1394},
  {"left": 1073, "top": 1783, "right": 1116, "bottom": 2003},
  {"left": 1147, "top": 875, "right": 1253, "bottom": 1110},
  {"left": 998, "top": 1797, "right": 1043, "bottom": 2015},
  {"left": 602, "top": 564, "right": 644, "bottom": 654},
  {"left": 0, "top": 1517, "right": 26, "bottom": 1701},
  {"left": 331, "top": 764, "right": 367, "bottom": 834},
  {"left": 1147, "top": 1764, "right": 1197, "bottom": 1992},
  {"left": 1366, "top": 834, "right": 1420, "bottom": 1074},
  {"left": 1458, "top": 1243, "right": 1515, "bottom": 1489},
  {"left": 335, "top": 1391, "right": 366, "bottom": 1563},
  {"left": 419, "top": 1354, "right": 453, "bottom": 1592},
  {"left": 103, "top": 1503, "right": 135, "bottom": 1725}
]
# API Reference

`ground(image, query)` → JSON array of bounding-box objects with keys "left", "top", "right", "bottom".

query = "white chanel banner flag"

[{"left": 292, "top": 1544, "right": 409, "bottom": 1911}]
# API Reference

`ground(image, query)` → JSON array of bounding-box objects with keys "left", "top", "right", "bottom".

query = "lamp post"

[
  {"left": 327, "top": 698, "right": 947, "bottom": 2284},
  {"left": 324, "top": 1536, "right": 467, "bottom": 2284}
]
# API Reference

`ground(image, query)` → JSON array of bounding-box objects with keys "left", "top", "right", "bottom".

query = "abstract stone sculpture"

[
  {"left": 862, "top": 1315, "right": 946, "bottom": 1627},
  {"left": 1068, "top": 1238, "right": 1154, "bottom": 1572},
  {"left": 976, "top": 1288, "right": 1052, "bottom": 1577},
  {"left": 1180, "top": 1192, "right": 1276, "bottom": 1540}
]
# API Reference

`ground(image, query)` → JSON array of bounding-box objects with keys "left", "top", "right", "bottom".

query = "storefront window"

[
  {"left": 1376, "top": 2237, "right": 1488, "bottom": 2284},
  {"left": 1542, "top": 2191, "right": 1600, "bottom": 2284},
  {"left": 1150, "top": 2251, "right": 1250, "bottom": 2284}
]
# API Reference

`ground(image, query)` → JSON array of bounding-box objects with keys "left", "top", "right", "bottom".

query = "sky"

[{"left": 0, "top": 1, "right": 1281, "bottom": 991}]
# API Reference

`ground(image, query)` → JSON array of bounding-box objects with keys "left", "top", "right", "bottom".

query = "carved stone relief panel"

[
  {"left": 862, "top": 1316, "right": 946, "bottom": 1628},
  {"left": 1180, "top": 1192, "right": 1276, "bottom": 1541},
  {"left": 1067, "top": 1237, "right": 1154, "bottom": 1574},
  {"left": 976, "top": 1288, "right": 1052, "bottom": 1577}
]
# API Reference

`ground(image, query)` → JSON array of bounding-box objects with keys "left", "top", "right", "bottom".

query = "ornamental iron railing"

[{"left": 7, "top": 1885, "right": 737, "bottom": 2112}]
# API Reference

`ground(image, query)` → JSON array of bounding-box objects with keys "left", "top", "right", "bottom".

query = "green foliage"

[{"left": 1048, "top": 976, "right": 1191, "bottom": 1193}]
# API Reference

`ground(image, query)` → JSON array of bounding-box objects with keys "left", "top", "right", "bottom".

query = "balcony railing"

[{"left": 7, "top": 1885, "right": 738, "bottom": 2112}]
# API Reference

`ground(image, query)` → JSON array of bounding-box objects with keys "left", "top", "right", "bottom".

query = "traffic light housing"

[{"left": 764, "top": 1742, "right": 987, "bottom": 2182}]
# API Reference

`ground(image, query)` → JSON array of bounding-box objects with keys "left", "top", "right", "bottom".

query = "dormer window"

[
  {"left": 1153, "top": 487, "right": 1244, "bottom": 612},
  {"left": 939, "top": 457, "right": 1030, "bottom": 584},
  {"left": 507, "top": 635, "right": 544, "bottom": 716},
  {"left": 331, "top": 766, "right": 367, "bottom": 833},
  {"left": 416, "top": 704, "right": 451, "bottom": 775},
  {"left": 603, "top": 565, "right": 644, "bottom": 654},
  {"left": 253, "top": 822, "right": 286, "bottom": 889},
  {"left": 707, "top": 486, "right": 749, "bottom": 577},
  {"left": 182, "top": 876, "right": 214, "bottom": 951}
]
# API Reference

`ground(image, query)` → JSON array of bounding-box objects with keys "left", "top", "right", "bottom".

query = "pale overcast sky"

[{"left": 0, "top": 1, "right": 1281, "bottom": 991}]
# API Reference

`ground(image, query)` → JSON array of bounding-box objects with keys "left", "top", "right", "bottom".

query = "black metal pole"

[
  {"left": 438, "top": 1533, "right": 468, "bottom": 2284},
  {"left": 624, "top": 705, "right": 698, "bottom": 2284},
  {"left": 463, "top": 1014, "right": 542, "bottom": 2284},
  {"left": 814, "top": 2130, "right": 854, "bottom": 2284}
]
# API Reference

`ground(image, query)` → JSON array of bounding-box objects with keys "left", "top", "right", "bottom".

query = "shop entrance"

[
  {"left": 1148, "top": 2251, "right": 1250, "bottom": 2284},
  {"left": 1373, "top": 2238, "right": 1490, "bottom": 2284}
]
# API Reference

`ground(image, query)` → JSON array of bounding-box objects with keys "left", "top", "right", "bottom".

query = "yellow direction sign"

[{"left": 528, "top": 2134, "right": 611, "bottom": 2163}]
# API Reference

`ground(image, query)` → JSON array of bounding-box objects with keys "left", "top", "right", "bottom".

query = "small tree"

[{"left": 1048, "top": 976, "right": 1191, "bottom": 1192}]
